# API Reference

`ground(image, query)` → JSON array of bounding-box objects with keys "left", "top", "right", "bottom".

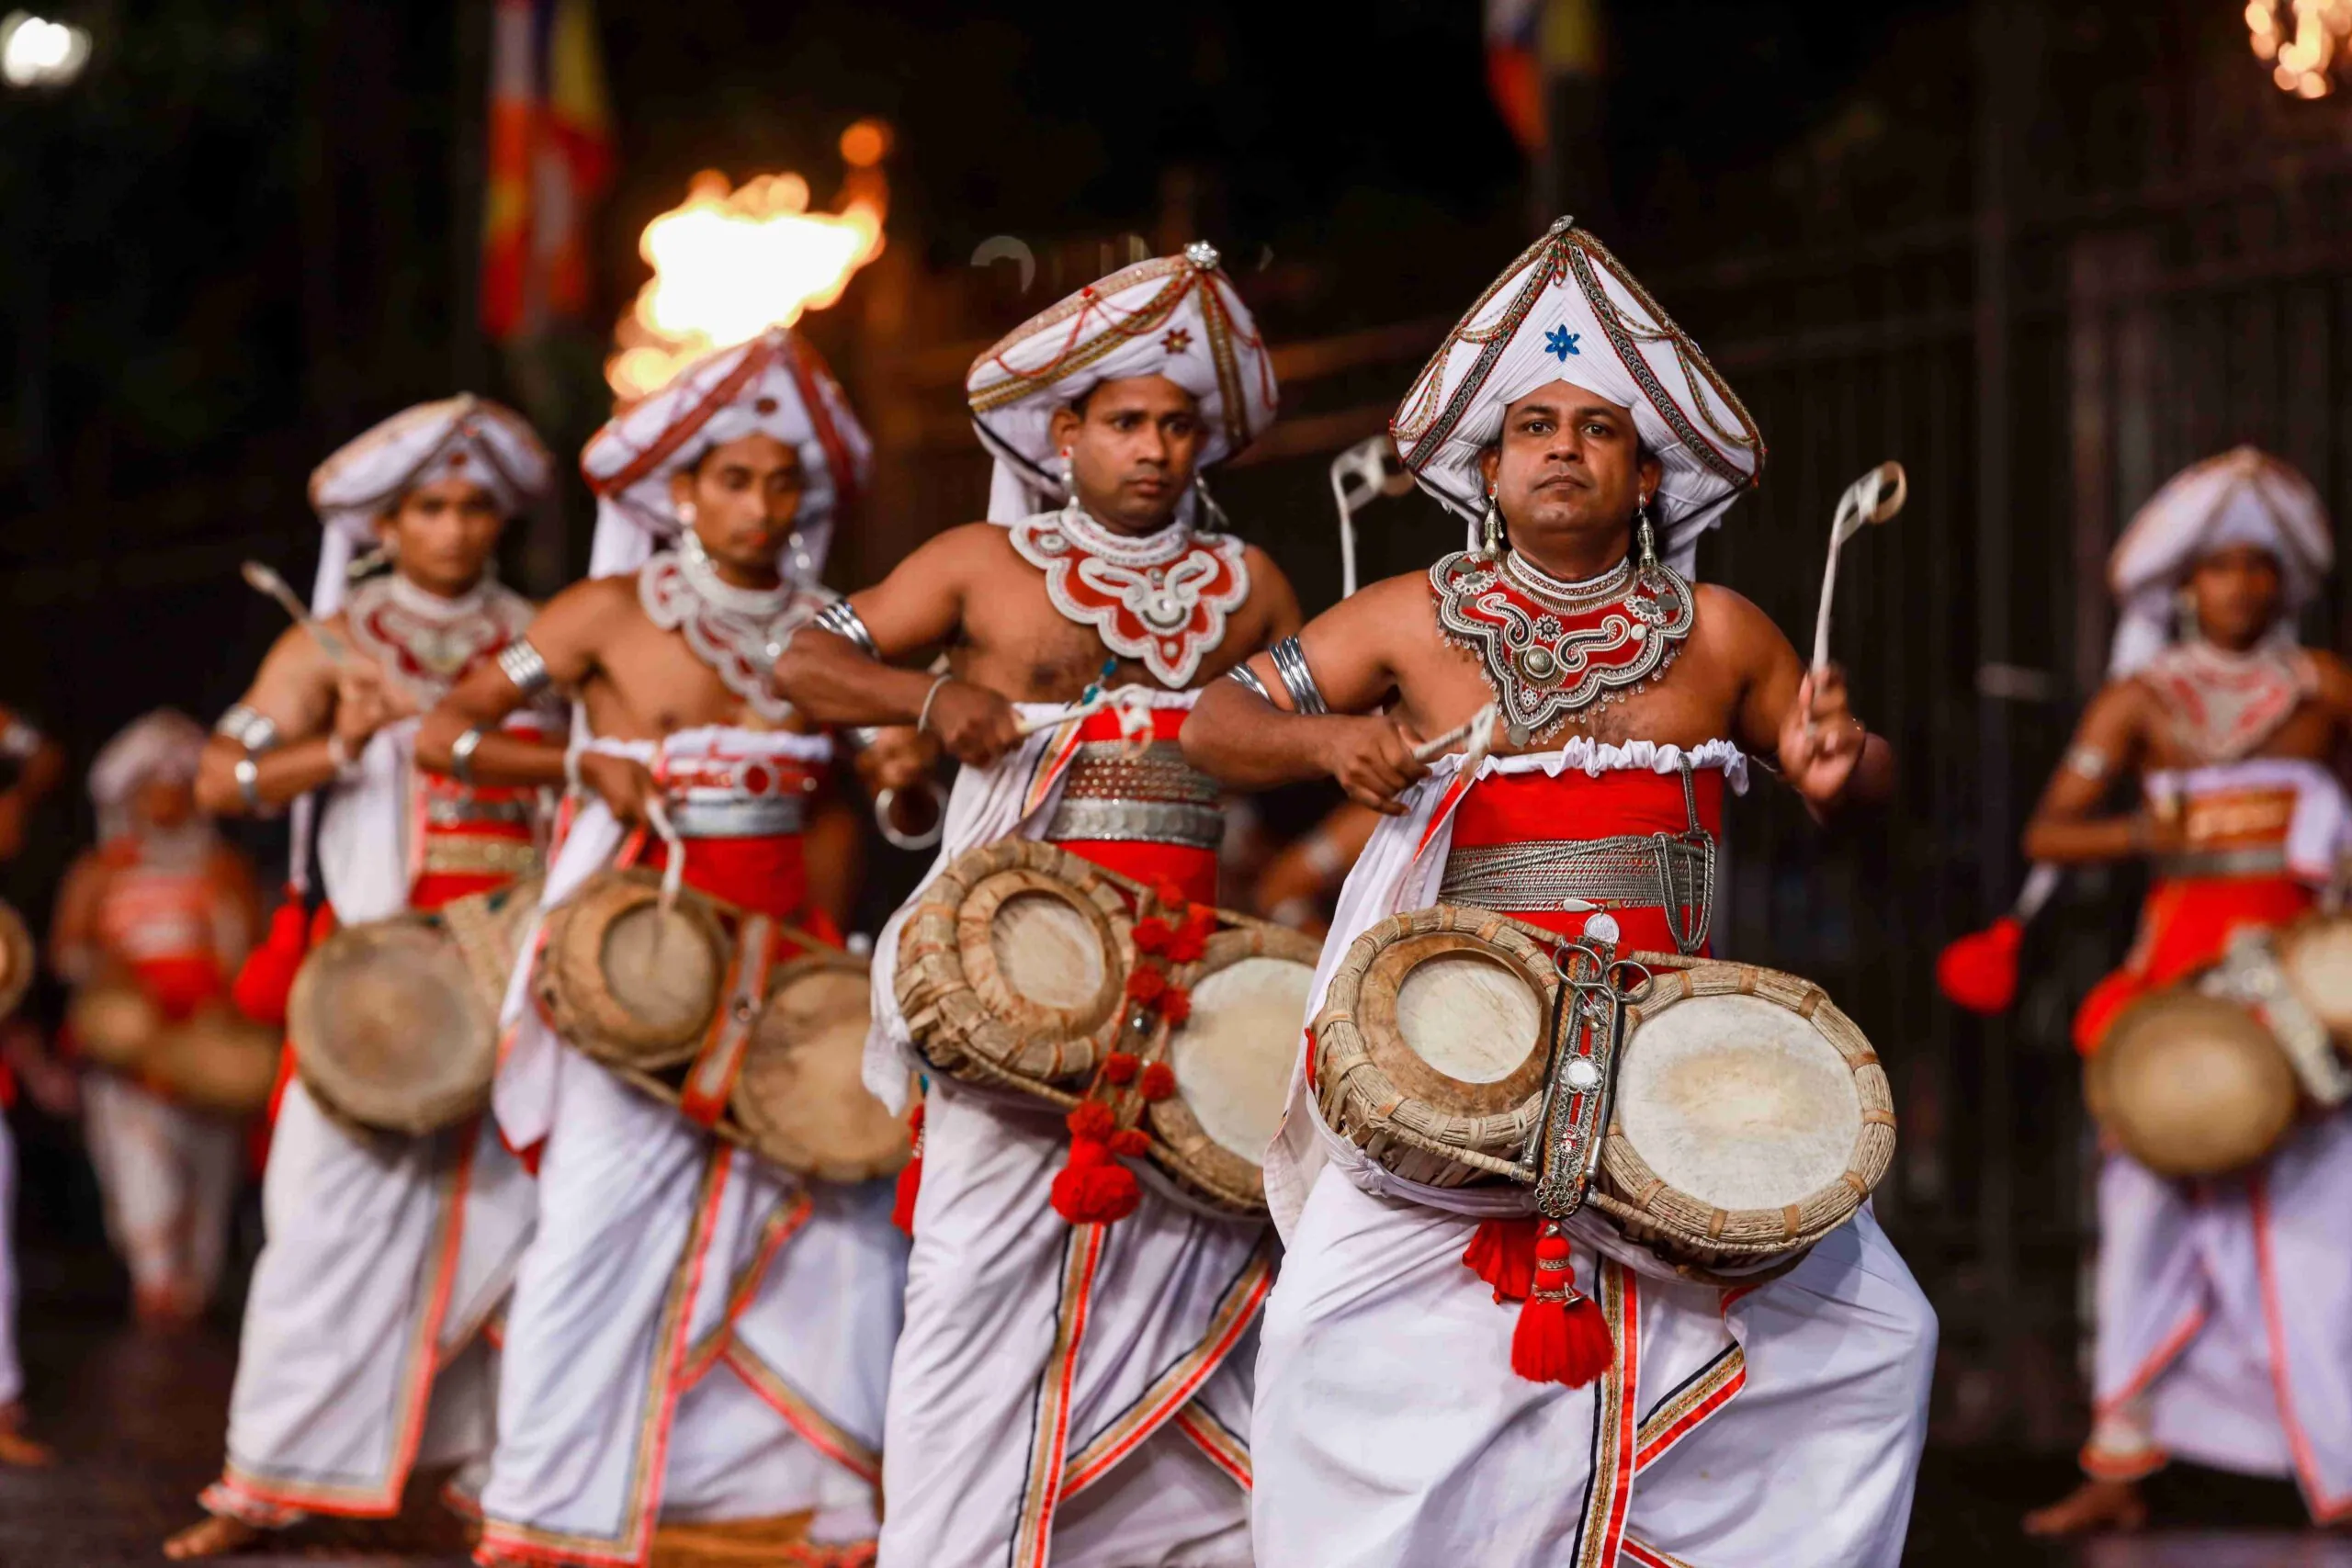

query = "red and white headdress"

[
  {"left": 307, "top": 395, "right": 552, "bottom": 617},
  {"left": 966, "top": 243, "right": 1278, "bottom": 523},
  {"left": 88, "top": 708, "right": 207, "bottom": 840},
  {"left": 582, "top": 326, "right": 873, "bottom": 584},
  {"left": 2106, "top": 446, "right": 2332, "bottom": 675},
  {"left": 1391, "top": 218, "right": 1763, "bottom": 574}
]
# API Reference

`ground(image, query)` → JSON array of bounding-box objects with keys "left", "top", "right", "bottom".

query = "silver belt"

[
  {"left": 1045, "top": 739, "right": 1223, "bottom": 851},
  {"left": 665, "top": 793, "right": 808, "bottom": 839},
  {"left": 2154, "top": 844, "right": 2290, "bottom": 880},
  {"left": 1435, "top": 761, "right": 1716, "bottom": 954},
  {"left": 1046, "top": 796, "right": 1225, "bottom": 851}
]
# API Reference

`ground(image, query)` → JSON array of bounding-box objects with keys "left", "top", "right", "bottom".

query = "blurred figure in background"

[
  {"left": 0, "top": 704, "right": 62, "bottom": 1466},
  {"left": 51, "top": 710, "right": 257, "bottom": 1329},
  {"left": 1247, "top": 800, "right": 1378, "bottom": 935}
]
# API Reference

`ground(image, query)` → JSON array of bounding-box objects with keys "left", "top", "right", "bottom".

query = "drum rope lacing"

[{"left": 1437, "top": 760, "right": 1717, "bottom": 953}]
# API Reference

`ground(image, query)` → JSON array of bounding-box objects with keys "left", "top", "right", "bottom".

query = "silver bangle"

[
  {"left": 842, "top": 726, "right": 885, "bottom": 753},
  {"left": 1226, "top": 663, "right": 1274, "bottom": 705},
  {"left": 916, "top": 674, "right": 955, "bottom": 736},
  {"left": 215, "top": 703, "right": 280, "bottom": 754},
  {"left": 1268, "top": 636, "right": 1329, "bottom": 716},
  {"left": 813, "top": 599, "right": 879, "bottom": 659},
  {"left": 2067, "top": 745, "right": 2111, "bottom": 782},
  {"left": 449, "top": 726, "right": 487, "bottom": 785},
  {"left": 497, "top": 638, "right": 552, "bottom": 698},
  {"left": 875, "top": 781, "right": 947, "bottom": 852},
  {"left": 233, "top": 755, "right": 263, "bottom": 813}
]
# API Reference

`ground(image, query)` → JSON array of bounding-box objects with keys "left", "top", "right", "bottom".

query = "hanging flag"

[
  {"left": 482, "top": 0, "right": 616, "bottom": 343},
  {"left": 1485, "top": 0, "right": 1603, "bottom": 152}
]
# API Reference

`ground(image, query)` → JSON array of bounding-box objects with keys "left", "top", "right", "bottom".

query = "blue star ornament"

[{"left": 1544, "top": 324, "right": 1581, "bottom": 362}]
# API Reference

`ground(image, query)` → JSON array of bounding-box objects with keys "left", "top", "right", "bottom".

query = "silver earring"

[
  {"left": 1635, "top": 497, "right": 1660, "bottom": 572},
  {"left": 1193, "top": 476, "right": 1230, "bottom": 534},
  {"left": 1478, "top": 492, "right": 1503, "bottom": 559},
  {"left": 1057, "top": 448, "right": 1077, "bottom": 500},
  {"left": 679, "top": 500, "right": 698, "bottom": 527}
]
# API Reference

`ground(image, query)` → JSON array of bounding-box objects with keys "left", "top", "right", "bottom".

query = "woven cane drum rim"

[
  {"left": 894, "top": 839, "right": 1135, "bottom": 1086},
  {"left": 1312, "top": 905, "right": 1560, "bottom": 1188},
  {"left": 539, "top": 869, "right": 731, "bottom": 1068},
  {"left": 2086, "top": 989, "right": 2297, "bottom": 1178},
  {"left": 732, "top": 949, "right": 910, "bottom": 1181},
  {"left": 1592, "top": 957, "right": 1894, "bottom": 1260},
  {"left": 2274, "top": 913, "right": 2352, "bottom": 1042},
  {"left": 1148, "top": 922, "right": 1322, "bottom": 1213},
  {"left": 442, "top": 875, "right": 543, "bottom": 1017},
  {"left": 289, "top": 912, "right": 498, "bottom": 1135},
  {"left": 0, "top": 899, "right": 33, "bottom": 1021}
]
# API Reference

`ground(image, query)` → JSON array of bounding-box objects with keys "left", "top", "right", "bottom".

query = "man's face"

[
  {"left": 1047, "top": 376, "right": 1204, "bottom": 534},
  {"left": 135, "top": 775, "right": 196, "bottom": 831},
  {"left": 1476, "top": 380, "right": 1661, "bottom": 558},
  {"left": 2188, "top": 545, "right": 2285, "bottom": 650},
  {"left": 378, "top": 476, "right": 505, "bottom": 597},
  {"left": 671, "top": 433, "right": 805, "bottom": 583}
]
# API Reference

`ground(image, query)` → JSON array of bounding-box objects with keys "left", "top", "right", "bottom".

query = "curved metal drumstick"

[
  {"left": 241, "top": 560, "right": 352, "bottom": 662},
  {"left": 1810, "top": 461, "right": 1907, "bottom": 674},
  {"left": 1330, "top": 435, "right": 1416, "bottom": 599}
]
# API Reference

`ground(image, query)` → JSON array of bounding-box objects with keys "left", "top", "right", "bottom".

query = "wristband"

[
  {"left": 916, "top": 674, "right": 955, "bottom": 736},
  {"left": 448, "top": 726, "right": 486, "bottom": 786},
  {"left": 813, "top": 599, "right": 880, "bottom": 659},
  {"left": 234, "top": 756, "right": 263, "bottom": 813},
  {"left": 325, "top": 732, "right": 365, "bottom": 784}
]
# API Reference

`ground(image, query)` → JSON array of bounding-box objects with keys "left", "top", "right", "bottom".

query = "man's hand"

[
  {"left": 924, "top": 680, "right": 1023, "bottom": 770},
  {"left": 1780, "top": 665, "right": 1868, "bottom": 809},
  {"left": 576, "top": 751, "right": 662, "bottom": 827},
  {"left": 853, "top": 726, "right": 938, "bottom": 798},
  {"left": 333, "top": 658, "right": 416, "bottom": 751},
  {"left": 1317, "top": 716, "right": 1429, "bottom": 816}
]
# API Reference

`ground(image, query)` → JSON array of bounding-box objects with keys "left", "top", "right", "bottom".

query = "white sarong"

[
  {"left": 480, "top": 728, "right": 903, "bottom": 1567},
  {"left": 2085, "top": 1114, "right": 2352, "bottom": 1520},
  {"left": 82, "top": 1071, "right": 241, "bottom": 1309},
  {"left": 1253, "top": 745, "right": 1938, "bottom": 1568},
  {"left": 866, "top": 694, "right": 1267, "bottom": 1568}
]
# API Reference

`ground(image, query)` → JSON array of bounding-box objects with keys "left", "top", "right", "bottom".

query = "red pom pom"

[
  {"left": 1101, "top": 1051, "right": 1139, "bottom": 1086},
  {"left": 1937, "top": 917, "right": 2023, "bottom": 1016},
  {"left": 1462, "top": 1216, "right": 1542, "bottom": 1302},
  {"left": 1125, "top": 967, "right": 1168, "bottom": 1004},
  {"left": 1511, "top": 1283, "right": 1615, "bottom": 1388},
  {"left": 1167, "top": 908, "right": 1215, "bottom": 963},
  {"left": 1109, "top": 1128, "right": 1151, "bottom": 1157},
  {"left": 1066, "top": 1100, "right": 1116, "bottom": 1141},
  {"left": 890, "top": 1103, "right": 926, "bottom": 1236},
  {"left": 1152, "top": 880, "right": 1191, "bottom": 918},
  {"left": 1159, "top": 987, "right": 1192, "bottom": 1025},
  {"left": 231, "top": 896, "right": 314, "bottom": 1029},
  {"left": 1133, "top": 917, "right": 1173, "bottom": 954},
  {"left": 1139, "top": 1062, "right": 1177, "bottom": 1101},
  {"left": 1049, "top": 1138, "right": 1141, "bottom": 1224}
]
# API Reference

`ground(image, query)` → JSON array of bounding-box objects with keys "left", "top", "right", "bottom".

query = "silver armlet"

[
  {"left": 1226, "top": 663, "right": 1274, "bottom": 705},
  {"left": 1268, "top": 636, "right": 1329, "bottom": 716},
  {"left": 0, "top": 718, "right": 42, "bottom": 761},
  {"left": 449, "top": 726, "right": 487, "bottom": 786},
  {"left": 233, "top": 756, "right": 263, "bottom": 813},
  {"left": 2066, "top": 745, "right": 2111, "bottom": 782},
  {"left": 215, "top": 703, "right": 280, "bottom": 754},
  {"left": 812, "top": 599, "right": 879, "bottom": 659},
  {"left": 496, "top": 638, "right": 551, "bottom": 698}
]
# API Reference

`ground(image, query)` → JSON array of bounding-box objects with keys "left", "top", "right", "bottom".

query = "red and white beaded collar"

[
  {"left": 2138, "top": 637, "right": 2315, "bottom": 764},
  {"left": 344, "top": 572, "right": 533, "bottom": 707},
  {"left": 1430, "top": 546, "right": 1696, "bottom": 743},
  {"left": 639, "top": 534, "right": 820, "bottom": 725},
  {"left": 1009, "top": 506, "right": 1250, "bottom": 689}
]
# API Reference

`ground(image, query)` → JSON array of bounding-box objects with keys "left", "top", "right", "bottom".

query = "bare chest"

[
  {"left": 584, "top": 619, "right": 797, "bottom": 739},
  {"left": 959, "top": 561, "right": 1262, "bottom": 701}
]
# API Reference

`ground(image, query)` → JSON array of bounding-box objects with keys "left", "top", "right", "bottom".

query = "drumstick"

[
  {"left": 241, "top": 561, "right": 352, "bottom": 662},
  {"left": 643, "top": 797, "right": 686, "bottom": 918},
  {"left": 1014, "top": 694, "right": 1115, "bottom": 737},
  {"left": 1808, "top": 461, "right": 1906, "bottom": 675},
  {"left": 1412, "top": 704, "right": 1501, "bottom": 769}
]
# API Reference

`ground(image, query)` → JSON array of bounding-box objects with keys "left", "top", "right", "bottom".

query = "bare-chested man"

[
  {"left": 773, "top": 244, "right": 1299, "bottom": 1568},
  {"left": 418, "top": 329, "right": 907, "bottom": 1568},
  {"left": 2013, "top": 448, "right": 2352, "bottom": 1537},
  {"left": 167, "top": 397, "right": 554, "bottom": 1558},
  {"left": 1181, "top": 220, "right": 1935, "bottom": 1568}
]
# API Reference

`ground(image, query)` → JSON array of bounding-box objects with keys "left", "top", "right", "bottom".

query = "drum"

[
  {"left": 147, "top": 1009, "right": 281, "bottom": 1117},
  {"left": 731, "top": 951, "right": 910, "bottom": 1182},
  {"left": 538, "top": 870, "right": 731, "bottom": 1068},
  {"left": 68, "top": 983, "right": 164, "bottom": 1073},
  {"left": 896, "top": 840, "right": 1135, "bottom": 1089},
  {"left": 0, "top": 899, "right": 33, "bottom": 1020},
  {"left": 290, "top": 880, "right": 540, "bottom": 1136},
  {"left": 2199, "top": 924, "right": 2352, "bottom": 1109},
  {"left": 1148, "top": 923, "right": 1322, "bottom": 1213},
  {"left": 2086, "top": 990, "right": 2300, "bottom": 1178},
  {"left": 1315, "top": 906, "right": 1894, "bottom": 1269}
]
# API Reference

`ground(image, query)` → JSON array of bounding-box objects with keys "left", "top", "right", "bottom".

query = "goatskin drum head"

[{"left": 2089, "top": 991, "right": 2297, "bottom": 1179}]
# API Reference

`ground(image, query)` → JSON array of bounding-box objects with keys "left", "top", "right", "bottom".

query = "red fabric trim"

[
  {"left": 2251, "top": 1170, "right": 2352, "bottom": 1523},
  {"left": 1593, "top": 1267, "right": 1642, "bottom": 1564},
  {"left": 1448, "top": 764, "right": 1724, "bottom": 850},
  {"left": 2090, "top": 1303, "right": 2209, "bottom": 1423},
  {"left": 642, "top": 833, "right": 809, "bottom": 924},
  {"left": 2075, "top": 874, "right": 2316, "bottom": 1054},
  {"left": 1171, "top": 1404, "right": 1252, "bottom": 1490}
]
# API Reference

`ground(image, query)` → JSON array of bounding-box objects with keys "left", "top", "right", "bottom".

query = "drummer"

[
  {"left": 416, "top": 328, "right": 910, "bottom": 1568},
  {"left": 2014, "top": 449, "right": 2352, "bottom": 1536},
  {"left": 167, "top": 397, "right": 555, "bottom": 1560},
  {"left": 51, "top": 709, "right": 257, "bottom": 1329},
  {"left": 772, "top": 243, "right": 1299, "bottom": 1568},
  {"left": 0, "top": 705, "right": 62, "bottom": 1467},
  {"left": 1181, "top": 219, "right": 1934, "bottom": 1568}
]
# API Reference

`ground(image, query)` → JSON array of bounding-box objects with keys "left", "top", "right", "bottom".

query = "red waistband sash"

[
  {"left": 1048, "top": 705, "right": 1220, "bottom": 907},
  {"left": 641, "top": 833, "right": 811, "bottom": 925},
  {"left": 2074, "top": 872, "right": 2317, "bottom": 1055}
]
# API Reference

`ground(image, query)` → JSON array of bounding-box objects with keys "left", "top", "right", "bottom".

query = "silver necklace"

[{"left": 641, "top": 536, "right": 808, "bottom": 723}]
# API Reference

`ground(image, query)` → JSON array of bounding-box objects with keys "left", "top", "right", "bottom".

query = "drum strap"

[{"left": 677, "top": 914, "right": 779, "bottom": 1129}]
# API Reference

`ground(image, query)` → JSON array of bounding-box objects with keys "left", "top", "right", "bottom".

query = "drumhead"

[
  {"left": 539, "top": 871, "right": 730, "bottom": 1068},
  {"left": 2088, "top": 990, "right": 2297, "bottom": 1178},
  {"left": 1149, "top": 924, "right": 1321, "bottom": 1212},
  {"left": 895, "top": 840, "right": 1135, "bottom": 1087},
  {"left": 732, "top": 952, "right": 910, "bottom": 1181},
  {"left": 2278, "top": 915, "right": 2352, "bottom": 1040},
  {"left": 290, "top": 914, "right": 497, "bottom": 1135}
]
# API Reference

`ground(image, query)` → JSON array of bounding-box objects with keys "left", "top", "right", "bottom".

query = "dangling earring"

[
  {"left": 1193, "top": 475, "right": 1230, "bottom": 534},
  {"left": 2175, "top": 584, "right": 2200, "bottom": 644},
  {"left": 1057, "top": 447, "right": 1077, "bottom": 501},
  {"left": 679, "top": 500, "right": 699, "bottom": 527},
  {"left": 785, "top": 529, "right": 809, "bottom": 580},
  {"left": 1478, "top": 490, "right": 1503, "bottom": 559},
  {"left": 1635, "top": 495, "right": 1660, "bottom": 573}
]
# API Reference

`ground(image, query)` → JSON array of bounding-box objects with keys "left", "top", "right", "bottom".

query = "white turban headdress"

[
  {"left": 306, "top": 394, "right": 552, "bottom": 619},
  {"left": 89, "top": 709, "right": 208, "bottom": 840},
  {"left": 1391, "top": 218, "right": 1763, "bottom": 575},
  {"left": 582, "top": 326, "right": 873, "bottom": 585},
  {"left": 966, "top": 243, "right": 1278, "bottom": 524},
  {"left": 2105, "top": 446, "right": 2332, "bottom": 676}
]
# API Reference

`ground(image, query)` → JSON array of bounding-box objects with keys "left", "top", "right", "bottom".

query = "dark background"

[{"left": 5, "top": 0, "right": 2351, "bottom": 1532}]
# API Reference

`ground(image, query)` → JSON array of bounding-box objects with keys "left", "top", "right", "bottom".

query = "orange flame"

[{"left": 606, "top": 120, "right": 890, "bottom": 400}]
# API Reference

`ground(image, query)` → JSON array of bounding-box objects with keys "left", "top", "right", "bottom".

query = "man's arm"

[
  {"left": 2020, "top": 681, "right": 2164, "bottom": 864},
  {"left": 195, "top": 622, "right": 396, "bottom": 818},
  {"left": 0, "top": 707, "right": 62, "bottom": 863},
  {"left": 1183, "top": 573, "right": 1430, "bottom": 814},
  {"left": 415, "top": 579, "right": 623, "bottom": 788},
  {"left": 48, "top": 851, "right": 107, "bottom": 985},
  {"left": 1239, "top": 544, "right": 1306, "bottom": 644},
  {"left": 1717, "top": 588, "right": 1894, "bottom": 820}
]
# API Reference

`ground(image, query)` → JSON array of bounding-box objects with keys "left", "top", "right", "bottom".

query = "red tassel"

[
  {"left": 1108, "top": 1128, "right": 1151, "bottom": 1158},
  {"left": 232, "top": 893, "right": 313, "bottom": 1028},
  {"left": 1509, "top": 1226, "right": 1613, "bottom": 1387},
  {"left": 1462, "top": 1215, "right": 1542, "bottom": 1302},
  {"left": 1936, "top": 917, "right": 2023, "bottom": 1015},
  {"left": 890, "top": 1104, "right": 925, "bottom": 1235},
  {"left": 1138, "top": 1062, "right": 1177, "bottom": 1101},
  {"left": 1049, "top": 1137, "right": 1140, "bottom": 1225},
  {"left": 1066, "top": 1100, "right": 1116, "bottom": 1141}
]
